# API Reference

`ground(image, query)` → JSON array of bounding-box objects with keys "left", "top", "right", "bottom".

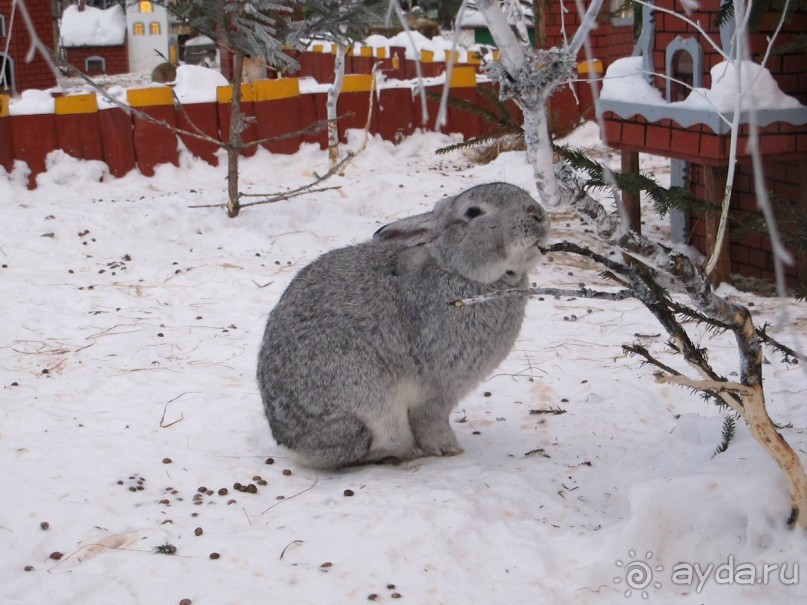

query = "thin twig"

[
  {"left": 159, "top": 392, "right": 199, "bottom": 428},
  {"left": 261, "top": 474, "right": 319, "bottom": 514},
  {"left": 192, "top": 185, "right": 341, "bottom": 210},
  {"left": 279, "top": 540, "right": 303, "bottom": 560},
  {"left": 450, "top": 286, "right": 633, "bottom": 307}
]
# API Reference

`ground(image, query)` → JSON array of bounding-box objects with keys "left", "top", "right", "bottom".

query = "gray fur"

[{"left": 256, "top": 182, "right": 550, "bottom": 469}]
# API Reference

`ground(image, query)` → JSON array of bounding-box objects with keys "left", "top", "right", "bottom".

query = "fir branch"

[
  {"left": 554, "top": 145, "right": 719, "bottom": 218},
  {"left": 152, "top": 541, "right": 177, "bottom": 555},
  {"left": 772, "top": 33, "right": 807, "bottom": 56},
  {"left": 622, "top": 344, "right": 683, "bottom": 379},
  {"left": 529, "top": 407, "right": 567, "bottom": 416},
  {"left": 731, "top": 192, "right": 807, "bottom": 254},
  {"left": 756, "top": 323, "right": 807, "bottom": 363},
  {"left": 713, "top": 415, "right": 738, "bottom": 458},
  {"left": 434, "top": 131, "right": 510, "bottom": 155},
  {"left": 431, "top": 85, "right": 524, "bottom": 156}
]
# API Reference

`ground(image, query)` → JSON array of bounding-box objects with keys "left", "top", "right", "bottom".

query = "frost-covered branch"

[{"left": 475, "top": 0, "right": 526, "bottom": 74}]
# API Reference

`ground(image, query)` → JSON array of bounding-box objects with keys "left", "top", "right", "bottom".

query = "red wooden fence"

[{"left": 1, "top": 49, "right": 600, "bottom": 189}]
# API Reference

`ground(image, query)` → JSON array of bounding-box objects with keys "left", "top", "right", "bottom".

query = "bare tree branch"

[{"left": 449, "top": 286, "right": 633, "bottom": 307}]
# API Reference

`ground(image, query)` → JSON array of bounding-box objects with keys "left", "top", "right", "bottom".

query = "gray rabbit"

[{"left": 257, "top": 182, "right": 549, "bottom": 468}]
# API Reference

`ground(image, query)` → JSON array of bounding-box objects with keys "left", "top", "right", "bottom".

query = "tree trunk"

[
  {"left": 703, "top": 165, "right": 731, "bottom": 286},
  {"left": 522, "top": 102, "right": 560, "bottom": 207},
  {"left": 327, "top": 44, "right": 347, "bottom": 170},
  {"left": 226, "top": 49, "right": 245, "bottom": 218}
]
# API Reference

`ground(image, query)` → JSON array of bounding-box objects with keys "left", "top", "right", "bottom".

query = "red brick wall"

[
  {"left": 651, "top": 0, "right": 807, "bottom": 102},
  {"left": 64, "top": 45, "right": 129, "bottom": 76},
  {"left": 0, "top": 0, "right": 57, "bottom": 92},
  {"left": 544, "top": 1, "right": 635, "bottom": 67},
  {"left": 689, "top": 161, "right": 802, "bottom": 285}
]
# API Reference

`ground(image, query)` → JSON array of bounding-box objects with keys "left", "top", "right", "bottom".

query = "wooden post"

[
  {"left": 703, "top": 165, "right": 731, "bottom": 286},
  {"left": 621, "top": 149, "right": 642, "bottom": 234}
]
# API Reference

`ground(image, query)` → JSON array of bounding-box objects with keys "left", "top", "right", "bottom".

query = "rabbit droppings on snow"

[{"left": 257, "top": 182, "right": 550, "bottom": 469}]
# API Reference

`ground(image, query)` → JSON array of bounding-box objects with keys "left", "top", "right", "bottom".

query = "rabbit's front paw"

[
  {"left": 420, "top": 441, "right": 464, "bottom": 457},
  {"left": 415, "top": 430, "right": 464, "bottom": 457}
]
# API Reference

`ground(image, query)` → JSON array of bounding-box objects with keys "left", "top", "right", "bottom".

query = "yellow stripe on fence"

[
  {"left": 341, "top": 74, "right": 373, "bottom": 94},
  {"left": 217, "top": 84, "right": 256, "bottom": 104},
  {"left": 55, "top": 94, "right": 99, "bottom": 115},
  {"left": 127, "top": 87, "right": 174, "bottom": 108},
  {"left": 449, "top": 66, "right": 476, "bottom": 89},
  {"left": 253, "top": 78, "right": 300, "bottom": 102}
]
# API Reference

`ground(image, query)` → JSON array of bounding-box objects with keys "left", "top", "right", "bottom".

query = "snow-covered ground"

[{"left": 1, "top": 124, "right": 805, "bottom": 604}]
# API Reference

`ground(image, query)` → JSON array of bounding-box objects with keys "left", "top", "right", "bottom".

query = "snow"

[
  {"left": 1, "top": 125, "right": 806, "bottom": 605},
  {"left": 600, "top": 56, "right": 806, "bottom": 112},
  {"left": 599, "top": 56, "right": 666, "bottom": 105},
  {"left": 363, "top": 34, "right": 392, "bottom": 50},
  {"left": 95, "top": 85, "right": 129, "bottom": 110},
  {"left": 8, "top": 89, "right": 56, "bottom": 116},
  {"left": 388, "top": 30, "right": 443, "bottom": 60},
  {"left": 60, "top": 4, "right": 126, "bottom": 48},
  {"left": 681, "top": 60, "right": 806, "bottom": 112},
  {"left": 185, "top": 35, "right": 215, "bottom": 48},
  {"left": 174, "top": 66, "right": 229, "bottom": 104}
]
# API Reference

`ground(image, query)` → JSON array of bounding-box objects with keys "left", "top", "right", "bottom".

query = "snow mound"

[
  {"left": 683, "top": 60, "right": 806, "bottom": 112},
  {"left": 9, "top": 88, "right": 56, "bottom": 116},
  {"left": 388, "top": 30, "right": 439, "bottom": 60},
  {"left": 61, "top": 4, "right": 126, "bottom": 47},
  {"left": 173, "top": 65, "right": 229, "bottom": 104},
  {"left": 600, "top": 56, "right": 665, "bottom": 105},
  {"left": 184, "top": 35, "right": 215, "bottom": 47}
]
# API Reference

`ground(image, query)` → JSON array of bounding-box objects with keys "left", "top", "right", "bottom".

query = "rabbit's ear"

[{"left": 373, "top": 197, "right": 454, "bottom": 247}]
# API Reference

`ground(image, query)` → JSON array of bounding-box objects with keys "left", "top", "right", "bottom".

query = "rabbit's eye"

[{"left": 465, "top": 206, "right": 484, "bottom": 219}]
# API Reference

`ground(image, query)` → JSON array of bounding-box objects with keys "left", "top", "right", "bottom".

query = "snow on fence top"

[{"left": 61, "top": 4, "right": 126, "bottom": 48}]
